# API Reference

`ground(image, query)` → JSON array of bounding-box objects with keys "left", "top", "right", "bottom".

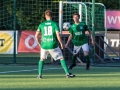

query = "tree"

[
  {"left": 0, "top": 0, "right": 119, "bottom": 30},
  {"left": 96, "top": 0, "right": 119, "bottom": 9}
]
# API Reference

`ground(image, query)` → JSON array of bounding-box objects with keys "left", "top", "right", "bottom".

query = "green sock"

[
  {"left": 60, "top": 59, "right": 69, "bottom": 75},
  {"left": 72, "top": 55, "right": 77, "bottom": 64},
  {"left": 38, "top": 60, "right": 44, "bottom": 76},
  {"left": 84, "top": 55, "right": 90, "bottom": 64}
]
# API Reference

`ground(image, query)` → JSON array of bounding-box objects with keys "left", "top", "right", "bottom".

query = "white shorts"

[
  {"left": 40, "top": 47, "right": 64, "bottom": 60},
  {"left": 73, "top": 43, "right": 89, "bottom": 54}
]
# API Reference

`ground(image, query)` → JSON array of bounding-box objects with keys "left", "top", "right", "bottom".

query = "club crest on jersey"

[{"left": 80, "top": 26, "right": 83, "bottom": 30}]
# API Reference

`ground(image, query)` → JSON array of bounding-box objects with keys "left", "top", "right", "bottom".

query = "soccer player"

[
  {"left": 65, "top": 13, "right": 94, "bottom": 70},
  {"left": 35, "top": 10, "right": 75, "bottom": 79}
]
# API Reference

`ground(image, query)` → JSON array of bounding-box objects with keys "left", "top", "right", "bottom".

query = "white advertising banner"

[{"left": 106, "top": 32, "right": 120, "bottom": 56}]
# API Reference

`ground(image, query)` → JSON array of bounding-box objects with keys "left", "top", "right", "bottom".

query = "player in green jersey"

[
  {"left": 65, "top": 13, "right": 94, "bottom": 70},
  {"left": 35, "top": 10, "right": 75, "bottom": 79}
]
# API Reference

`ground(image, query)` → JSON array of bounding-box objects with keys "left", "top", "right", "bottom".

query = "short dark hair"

[
  {"left": 45, "top": 10, "right": 53, "bottom": 17},
  {"left": 73, "top": 13, "right": 80, "bottom": 18}
]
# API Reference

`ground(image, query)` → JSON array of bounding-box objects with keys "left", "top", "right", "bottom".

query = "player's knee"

[
  {"left": 60, "top": 58, "right": 64, "bottom": 60},
  {"left": 40, "top": 58, "right": 45, "bottom": 61}
]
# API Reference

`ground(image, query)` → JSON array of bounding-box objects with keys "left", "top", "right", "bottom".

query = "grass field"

[{"left": 0, "top": 65, "right": 120, "bottom": 90}]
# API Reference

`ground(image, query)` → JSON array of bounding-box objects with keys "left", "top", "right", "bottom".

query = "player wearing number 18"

[{"left": 35, "top": 10, "right": 75, "bottom": 79}]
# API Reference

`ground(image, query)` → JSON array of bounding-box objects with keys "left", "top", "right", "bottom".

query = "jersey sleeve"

[
  {"left": 54, "top": 23, "right": 60, "bottom": 32},
  {"left": 37, "top": 24, "right": 41, "bottom": 32},
  {"left": 69, "top": 26, "right": 73, "bottom": 35}
]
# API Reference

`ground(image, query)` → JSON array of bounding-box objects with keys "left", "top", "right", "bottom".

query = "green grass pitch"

[{"left": 0, "top": 65, "right": 120, "bottom": 90}]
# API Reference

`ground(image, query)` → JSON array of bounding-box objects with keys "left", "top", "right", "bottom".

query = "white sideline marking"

[{"left": 0, "top": 67, "right": 62, "bottom": 74}]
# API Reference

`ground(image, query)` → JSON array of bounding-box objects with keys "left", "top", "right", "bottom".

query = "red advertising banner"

[
  {"left": 18, "top": 31, "right": 40, "bottom": 53},
  {"left": 106, "top": 11, "right": 120, "bottom": 29}
]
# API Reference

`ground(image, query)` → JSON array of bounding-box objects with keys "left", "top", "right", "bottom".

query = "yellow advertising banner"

[{"left": 0, "top": 31, "right": 17, "bottom": 54}]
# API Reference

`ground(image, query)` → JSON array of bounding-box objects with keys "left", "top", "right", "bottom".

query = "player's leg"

[
  {"left": 69, "top": 45, "right": 81, "bottom": 69},
  {"left": 69, "top": 54, "right": 77, "bottom": 69},
  {"left": 37, "top": 48, "right": 48, "bottom": 79},
  {"left": 82, "top": 43, "right": 90, "bottom": 70},
  {"left": 38, "top": 59, "right": 44, "bottom": 79},
  {"left": 49, "top": 47, "right": 75, "bottom": 78},
  {"left": 60, "top": 59, "right": 75, "bottom": 78},
  {"left": 84, "top": 53, "right": 90, "bottom": 70}
]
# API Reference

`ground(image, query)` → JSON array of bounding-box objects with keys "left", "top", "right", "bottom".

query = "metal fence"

[{"left": 0, "top": 0, "right": 120, "bottom": 64}]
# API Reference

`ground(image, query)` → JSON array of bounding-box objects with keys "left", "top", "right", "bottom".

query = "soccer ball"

[{"left": 63, "top": 22, "right": 71, "bottom": 30}]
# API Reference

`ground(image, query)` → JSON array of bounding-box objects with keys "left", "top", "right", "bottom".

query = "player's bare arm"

[
  {"left": 56, "top": 31, "right": 64, "bottom": 49},
  {"left": 65, "top": 34, "right": 72, "bottom": 48},
  {"left": 87, "top": 30, "right": 94, "bottom": 46},
  {"left": 35, "top": 31, "right": 41, "bottom": 46}
]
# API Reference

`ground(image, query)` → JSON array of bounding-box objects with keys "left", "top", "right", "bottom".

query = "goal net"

[{"left": 59, "top": 1, "right": 106, "bottom": 32}]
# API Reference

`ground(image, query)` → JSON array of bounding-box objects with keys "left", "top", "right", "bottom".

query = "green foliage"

[
  {"left": 0, "top": 0, "right": 119, "bottom": 30},
  {"left": 16, "top": 1, "right": 46, "bottom": 30},
  {"left": 96, "top": 0, "right": 119, "bottom": 9}
]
